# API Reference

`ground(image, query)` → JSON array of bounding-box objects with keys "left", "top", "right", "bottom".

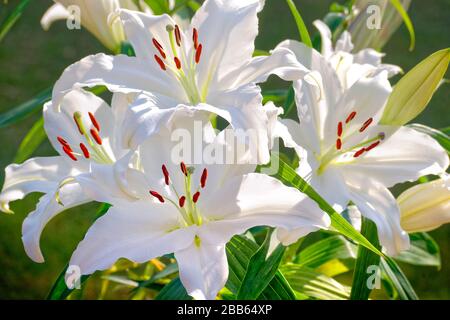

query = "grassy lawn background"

[{"left": 0, "top": 0, "right": 448, "bottom": 299}]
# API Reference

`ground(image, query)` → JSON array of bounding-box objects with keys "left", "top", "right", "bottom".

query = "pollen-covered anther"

[
  {"left": 337, "top": 122, "right": 343, "bottom": 137},
  {"left": 195, "top": 44, "right": 202, "bottom": 64},
  {"left": 193, "top": 191, "right": 200, "bottom": 203},
  {"left": 63, "top": 145, "right": 77, "bottom": 161},
  {"left": 200, "top": 168, "right": 208, "bottom": 188},
  {"left": 175, "top": 25, "right": 181, "bottom": 47},
  {"left": 149, "top": 190, "right": 165, "bottom": 203},
  {"left": 162, "top": 164, "right": 170, "bottom": 185},
  {"left": 79, "top": 143, "right": 90, "bottom": 159},
  {"left": 346, "top": 111, "right": 357, "bottom": 124},
  {"left": 359, "top": 118, "right": 373, "bottom": 132},
  {"left": 365, "top": 141, "right": 380, "bottom": 152},
  {"left": 336, "top": 138, "right": 342, "bottom": 150},
  {"left": 193, "top": 28, "right": 199, "bottom": 49},
  {"left": 88, "top": 112, "right": 100, "bottom": 132},
  {"left": 180, "top": 162, "right": 188, "bottom": 176},
  {"left": 353, "top": 148, "right": 366, "bottom": 158},
  {"left": 174, "top": 57, "right": 181, "bottom": 69},
  {"left": 152, "top": 38, "right": 166, "bottom": 59},
  {"left": 57, "top": 136, "right": 69, "bottom": 147},
  {"left": 154, "top": 54, "right": 166, "bottom": 71},
  {"left": 179, "top": 196, "right": 186, "bottom": 208},
  {"left": 73, "top": 112, "right": 84, "bottom": 135},
  {"left": 90, "top": 129, "right": 102, "bottom": 145}
]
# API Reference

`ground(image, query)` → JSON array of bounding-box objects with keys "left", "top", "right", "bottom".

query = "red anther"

[
  {"left": 88, "top": 112, "right": 100, "bottom": 132},
  {"left": 90, "top": 129, "right": 102, "bottom": 145},
  {"left": 174, "top": 57, "right": 181, "bottom": 69},
  {"left": 336, "top": 138, "right": 342, "bottom": 150},
  {"left": 195, "top": 44, "right": 202, "bottom": 64},
  {"left": 200, "top": 168, "right": 208, "bottom": 188},
  {"left": 353, "top": 148, "right": 365, "bottom": 158},
  {"left": 154, "top": 54, "right": 166, "bottom": 71},
  {"left": 149, "top": 190, "right": 165, "bottom": 203},
  {"left": 175, "top": 25, "right": 181, "bottom": 47},
  {"left": 63, "top": 145, "right": 77, "bottom": 161},
  {"left": 193, "top": 191, "right": 200, "bottom": 203},
  {"left": 180, "top": 162, "right": 187, "bottom": 176},
  {"left": 79, "top": 143, "right": 90, "bottom": 159},
  {"left": 162, "top": 164, "right": 170, "bottom": 185},
  {"left": 337, "top": 122, "right": 343, "bottom": 137},
  {"left": 57, "top": 136, "right": 69, "bottom": 146},
  {"left": 365, "top": 141, "right": 380, "bottom": 152},
  {"left": 193, "top": 28, "right": 199, "bottom": 49},
  {"left": 73, "top": 115, "right": 84, "bottom": 134},
  {"left": 359, "top": 118, "right": 373, "bottom": 132},
  {"left": 179, "top": 196, "right": 186, "bottom": 208},
  {"left": 152, "top": 38, "right": 166, "bottom": 59},
  {"left": 346, "top": 111, "right": 357, "bottom": 124}
]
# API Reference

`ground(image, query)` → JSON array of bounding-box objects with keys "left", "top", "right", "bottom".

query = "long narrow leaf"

[
  {"left": 269, "top": 153, "right": 384, "bottom": 257},
  {"left": 13, "top": 117, "right": 46, "bottom": 163},
  {"left": 394, "top": 233, "right": 441, "bottom": 268},
  {"left": 285, "top": 0, "right": 312, "bottom": 48},
  {"left": 350, "top": 218, "right": 381, "bottom": 300},
  {"left": 282, "top": 264, "right": 351, "bottom": 300},
  {"left": 0, "top": 87, "right": 51, "bottom": 128},
  {"left": 0, "top": 0, "right": 31, "bottom": 43},
  {"left": 226, "top": 235, "right": 296, "bottom": 300},
  {"left": 154, "top": 277, "right": 192, "bottom": 300},
  {"left": 381, "top": 257, "right": 419, "bottom": 300},
  {"left": 237, "top": 231, "right": 286, "bottom": 299},
  {"left": 388, "top": 0, "right": 415, "bottom": 51}
]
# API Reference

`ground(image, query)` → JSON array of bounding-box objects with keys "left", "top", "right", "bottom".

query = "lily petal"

[
  {"left": 175, "top": 242, "right": 227, "bottom": 300},
  {"left": 343, "top": 126, "right": 449, "bottom": 187},
  {"left": 0, "top": 157, "right": 76, "bottom": 212},
  {"left": 40, "top": 3, "right": 70, "bottom": 31},
  {"left": 22, "top": 182, "right": 90, "bottom": 262},
  {"left": 68, "top": 202, "right": 192, "bottom": 276},
  {"left": 52, "top": 53, "right": 184, "bottom": 108},
  {"left": 345, "top": 174, "right": 410, "bottom": 255}
]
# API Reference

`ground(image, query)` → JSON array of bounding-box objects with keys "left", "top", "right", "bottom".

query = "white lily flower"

[
  {"left": 0, "top": 89, "right": 135, "bottom": 262},
  {"left": 50, "top": 0, "right": 306, "bottom": 163},
  {"left": 67, "top": 124, "right": 330, "bottom": 300},
  {"left": 399, "top": 176, "right": 450, "bottom": 233},
  {"left": 278, "top": 20, "right": 401, "bottom": 89},
  {"left": 41, "top": 1, "right": 151, "bottom": 52},
  {"left": 280, "top": 52, "right": 449, "bottom": 255}
]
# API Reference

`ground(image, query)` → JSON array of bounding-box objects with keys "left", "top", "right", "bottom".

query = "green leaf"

[
  {"left": 380, "top": 48, "right": 450, "bottom": 126},
  {"left": 237, "top": 231, "right": 286, "bottom": 299},
  {"left": 282, "top": 264, "right": 351, "bottom": 300},
  {"left": 0, "top": 0, "right": 31, "bottom": 43},
  {"left": 0, "top": 87, "right": 51, "bottom": 129},
  {"left": 388, "top": 0, "right": 415, "bottom": 51},
  {"left": 13, "top": 117, "right": 46, "bottom": 163},
  {"left": 285, "top": 0, "right": 312, "bottom": 48},
  {"left": 381, "top": 257, "right": 419, "bottom": 300},
  {"left": 282, "top": 86, "right": 296, "bottom": 117},
  {"left": 143, "top": 0, "right": 170, "bottom": 15},
  {"left": 350, "top": 218, "right": 381, "bottom": 300},
  {"left": 155, "top": 277, "right": 192, "bottom": 300},
  {"left": 268, "top": 153, "right": 384, "bottom": 257},
  {"left": 226, "top": 235, "right": 296, "bottom": 300},
  {"left": 295, "top": 235, "right": 357, "bottom": 268},
  {"left": 395, "top": 232, "right": 441, "bottom": 268},
  {"left": 138, "top": 263, "right": 179, "bottom": 288},
  {"left": 407, "top": 124, "right": 450, "bottom": 154},
  {"left": 47, "top": 265, "right": 89, "bottom": 300},
  {"left": 262, "top": 89, "right": 288, "bottom": 105},
  {"left": 120, "top": 41, "right": 136, "bottom": 57}
]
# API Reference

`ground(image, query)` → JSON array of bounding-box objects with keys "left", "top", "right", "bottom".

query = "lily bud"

[
  {"left": 399, "top": 176, "right": 450, "bottom": 233},
  {"left": 380, "top": 48, "right": 450, "bottom": 126},
  {"left": 348, "top": 0, "right": 411, "bottom": 51},
  {"left": 40, "top": 0, "right": 152, "bottom": 52}
]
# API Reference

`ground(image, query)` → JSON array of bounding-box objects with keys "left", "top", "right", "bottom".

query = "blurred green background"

[{"left": 0, "top": 0, "right": 449, "bottom": 299}]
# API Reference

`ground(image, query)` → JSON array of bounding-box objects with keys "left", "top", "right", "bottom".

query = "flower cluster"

[{"left": 1, "top": 0, "right": 449, "bottom": 300}]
